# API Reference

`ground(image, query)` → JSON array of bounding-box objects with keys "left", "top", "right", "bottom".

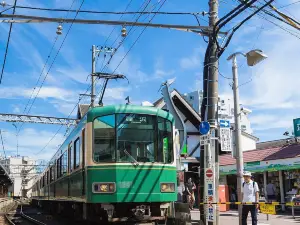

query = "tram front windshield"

[{"left": 93, "top": 113, "right": 173, "bottom": 164}]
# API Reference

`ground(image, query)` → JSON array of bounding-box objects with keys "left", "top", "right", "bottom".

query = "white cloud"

[
  {"left": 180, "top": 48, "right": 205, "bottom": 70},
  {"left": 0, "top": 86, "right": 78, "bottom": 102},
  {"left": 1, "top": 128, "right": 65, "bottom": 160}
]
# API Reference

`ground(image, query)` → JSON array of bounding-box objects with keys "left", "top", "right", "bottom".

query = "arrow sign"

[
  {"left": 220, "top": 119, "right": 230, "bottom": 128},
  {"left": 199, "top": 121, "right": 210, "bottom": 135}
]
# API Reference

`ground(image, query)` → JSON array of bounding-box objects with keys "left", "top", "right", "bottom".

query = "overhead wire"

[
  {"left": 36, "top": 0, "right": 157, "bottom": 154},
  {"left": 17, "top": 0, "right": 82, "bottom": 135},
  {"left": 6, "top": 4, "right": 203, "bottom": 16},
  {"left": 20, "top": 0, "right": 77, "bottom": 129},
  {"left": 0, "top": 0, "right": 17, "bottom": 84},
  {"left": 95, "top": 0, "right": 167, "bottom": 102}
]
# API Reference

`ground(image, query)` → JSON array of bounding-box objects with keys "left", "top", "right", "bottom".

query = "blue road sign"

[
  {"left": 220, "top": 119, "right": 230, "bottom": 128},
  {"left": 199, "top": 121, "right": 210, "bottom": 135}
]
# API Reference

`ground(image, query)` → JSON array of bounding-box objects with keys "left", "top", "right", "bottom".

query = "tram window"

[
  {"left": 50, "top": 167, "right": 54, "bottom": 182},
  {"left": 69, "top": 143, "right": 73, "bottom": 172},
  {"left": 74, "top": 138, "right": 80, "bottom": 169},
  {"left": 62, "top": 151, "right": 68, "bottom": 175},
  {"left": 93, "top": 115, "right": 115, "bottom": 162},
  {"left": 57, "top": 158, "right": 61, "bottom": 178},
  {"left": 157, "top": 117, "right": 173, "bottom": 163},
  {"left": 116, "top": 114, "right": 156, "bottom": 163}
]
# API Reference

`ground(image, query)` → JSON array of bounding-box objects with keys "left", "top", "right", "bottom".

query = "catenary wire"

[
  {"left": 36, "top": 0, "right": 157, "bottom": 154},
  {"left": 0, "top": 0, "right": 17, "bottom": 84},
  {"left": 7, "top": 4, "right": 203, "bottom": 16},
  {"left": 17, "top": 0, "right": 80, "bottom": 135}
]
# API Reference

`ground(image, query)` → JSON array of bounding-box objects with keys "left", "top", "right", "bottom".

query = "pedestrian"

[
  {"left": 266, "top": 180, "right": 276, "bottom": 202},
  {"left": 242, "top": 171, "right": 259, "bottom": 225},
  {"left": 186, "top": 177, "right": 196, "bottom": 210}
]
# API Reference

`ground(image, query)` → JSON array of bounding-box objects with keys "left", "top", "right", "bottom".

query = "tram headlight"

[
  {"left": 160, "top": 183, "right": 175, "bottom": 192},
  {"left": 93, "top": 182, "right": 116, "bottom": 193}
]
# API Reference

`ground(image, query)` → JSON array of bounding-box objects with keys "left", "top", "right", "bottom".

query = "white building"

[
  {"left": 183, "top": 90, "right": 258, "bottom": 151},
  {"left": 0, "top": 156, "right": 37, "bottom": 197}
]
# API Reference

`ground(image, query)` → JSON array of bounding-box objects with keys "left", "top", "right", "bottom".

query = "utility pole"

[
  {"left": 200, "top": 0, "right": 219, "bottom": 224},
  {"left": 91, "top": 45, "right": 116, "bottom": 107},
  {"left": 91, "top": 45, "right": 96, "bottom": 107},
  {"left": 232, "top": 55, "right": 244, "bottom": 225}
]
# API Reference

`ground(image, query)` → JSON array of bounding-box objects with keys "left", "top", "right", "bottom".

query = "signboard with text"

[
  {"left": 294, "top": 118, "right": 300, "bottom": 137},
  {"left": 220, "top": 128, "right": 232, "bottom": 152},
  {"left": 205, "top": 168, "right": 215, "bottom": 222}
]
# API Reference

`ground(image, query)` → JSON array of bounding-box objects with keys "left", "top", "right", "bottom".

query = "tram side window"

[
  {"left": 57, "top": 158, "right": 61, "bottom": 178},
  {"left": 50, "top": 167, "right": 54, "bottom": 182},
  {"left": 74, "top": 138, "right": 80, "bottom": 169},
  {"left": 69, "top": 143, "right": 73, "bottom": 172},
  {"left": 93, "top": 115, "right": 115, "bottom": 162},
  {"left": 157, "top": 117, "right": 173, "bottom": 163},
  {"left": 62, "top": 151, "right": 68, "bottom": 175}
]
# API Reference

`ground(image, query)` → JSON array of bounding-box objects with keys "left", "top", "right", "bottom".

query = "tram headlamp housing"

[
  {"left": 160, "top": 183, "right": 175, "bottom": 193},
  {"left": 93, "top": 182, "right": 116, "bottom": 193}
]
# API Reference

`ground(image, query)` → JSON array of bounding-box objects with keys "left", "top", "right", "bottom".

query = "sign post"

[
  {"left": 205, "top": 168, "right": 215, "bottom": 224},
  {"left": 293, "top": 118, "right": 300, "bottom": 137},
  {"left": 219, "top": 120, "right": 232, "bottom": 152}
]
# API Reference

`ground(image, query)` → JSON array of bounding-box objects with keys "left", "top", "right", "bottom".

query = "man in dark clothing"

[{"left": 186, "top": 178, "right": 196, "bottom": 210}]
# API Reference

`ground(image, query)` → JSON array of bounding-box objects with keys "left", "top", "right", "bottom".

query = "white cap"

[{"left": 243, "top": 171, "right": 252, "bottom": 177}]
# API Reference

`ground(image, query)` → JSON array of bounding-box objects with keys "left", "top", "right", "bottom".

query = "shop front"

[{"left": 220, "top": 156, "right": 300, "bottom": 209}]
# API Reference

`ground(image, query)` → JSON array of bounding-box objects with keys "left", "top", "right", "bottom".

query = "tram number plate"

[{"left": 260, "top": 204, "right": 276, "bottom": 215}]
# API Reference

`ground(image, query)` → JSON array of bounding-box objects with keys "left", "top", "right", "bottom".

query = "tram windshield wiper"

[{"left": 124, "top": 149, "right": 139, "bottom": 166}]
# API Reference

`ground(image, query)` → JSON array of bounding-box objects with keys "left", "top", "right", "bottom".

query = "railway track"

[{"left": 4, "top": 201, "right": 46, "bottom": 225}]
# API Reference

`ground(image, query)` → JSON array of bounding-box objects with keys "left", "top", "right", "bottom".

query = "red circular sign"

[{"left": 206, "top": 169, "right": 213, "bottom": 178}]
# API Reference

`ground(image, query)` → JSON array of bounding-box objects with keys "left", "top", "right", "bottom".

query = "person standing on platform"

[{"left": 241, "top": 171, "right": 259, "bottom": 225}]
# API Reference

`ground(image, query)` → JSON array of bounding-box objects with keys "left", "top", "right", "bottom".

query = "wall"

[{"left": 231, "top": 131, "right": 256, "bottom": 152}]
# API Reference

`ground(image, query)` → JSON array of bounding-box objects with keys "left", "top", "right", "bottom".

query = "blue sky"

[{"left": 0, "top": 0, "right": 300, "bottom": 160}]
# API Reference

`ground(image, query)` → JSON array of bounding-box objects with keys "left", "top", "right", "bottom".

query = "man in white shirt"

[{"left": 241, "top": 171, "right": 259, "bottom": 225}]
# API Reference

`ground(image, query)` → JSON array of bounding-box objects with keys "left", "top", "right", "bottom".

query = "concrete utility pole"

[
  {"left": 91, "top": 45, "right": 96, "bottom": 107},
  {"left": 232, "top": 55, "right": 244, "bottom": 225},
  {"left": 201, "top": 0, "right": 219, "bottom": 224},
  {"left": 227, "top": 49, "right": 267, "bottom": 225}
]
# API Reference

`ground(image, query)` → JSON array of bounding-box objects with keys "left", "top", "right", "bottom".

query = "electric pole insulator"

[
  {"left": 56, "top": 24, "right": 63, "bottom": 35},
  {"left": 121, "top": 27, "right": 127, "bottom": 37}
]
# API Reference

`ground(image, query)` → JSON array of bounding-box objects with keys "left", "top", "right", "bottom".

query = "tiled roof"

[{"left": 220, "top": 143, "right": 300, "bottom": 166}]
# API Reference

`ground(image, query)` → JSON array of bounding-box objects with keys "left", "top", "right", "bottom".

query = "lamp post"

[{"left": 227, "top": 49, "right": 267, "bottom": 225}]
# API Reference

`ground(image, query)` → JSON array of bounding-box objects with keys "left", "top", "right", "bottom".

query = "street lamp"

[{"left": 227, "top": 49, "right": 267, "bottom": 225}]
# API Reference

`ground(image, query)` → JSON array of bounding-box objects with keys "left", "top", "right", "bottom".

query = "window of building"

[
  {"left": 93, "top": 115, "right": 116, "bottom": 162},
  {"left": 241, "top": 125, "right": 247, "bottom": 130},
  {"left": 190, "top": 96, "right": 194, "bottom": 100},
  {"left": 57, "top": 158, "right": 61, "bottom": 179},
  {"left": 74, "top": 138, "right": 80, "bottom": 169}
]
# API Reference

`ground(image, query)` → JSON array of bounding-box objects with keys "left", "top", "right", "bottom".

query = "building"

[
  {"left": 0, "top": 156, "right": 37, "bottom": 197},
  {"left": 183, "top": 90, "right": 258, "bottom": 151},
  {"left": 154, "top": 89, "right": 202, "bottom": 158},
  {"left": 220, "top": 140, "right": 300, "bottom": 209}
]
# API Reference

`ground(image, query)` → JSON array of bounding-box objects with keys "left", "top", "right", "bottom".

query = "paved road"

[{"left": 191, "top": 210, "right": 300, "bottom": 225}]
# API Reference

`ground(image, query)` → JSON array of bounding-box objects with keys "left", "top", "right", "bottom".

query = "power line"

[
  {"left": 35, "top": 0, "right": 167, "bottom": 156},
  {"left": 17, "top": 0, "right": 80, "bottom": 135},
  {"left": 8, "top": 4, "right": 203, "bottom": 16},
  {"left": 95, "top": 0, "right": 167, "bottom": 101},
  {"left": 35, "top": 0, "right": 152, "bottom": 155},
  {"left": 0, "top": 130, "right": 6, "bottom": 159},
  {"left": 21, "top": 0, "right": 77, "bottom": 118},
  {"left": 0, "top": 0, "right": 17, "bottom": 84}
]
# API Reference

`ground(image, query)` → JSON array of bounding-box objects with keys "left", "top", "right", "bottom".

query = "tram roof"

[{"left": 87, "top": 104, "right": 174, "bottom": 123}]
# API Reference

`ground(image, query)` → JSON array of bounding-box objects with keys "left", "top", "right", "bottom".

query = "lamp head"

[{"left": 246, "top": 49, "right": 267, "bottom": 66}]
